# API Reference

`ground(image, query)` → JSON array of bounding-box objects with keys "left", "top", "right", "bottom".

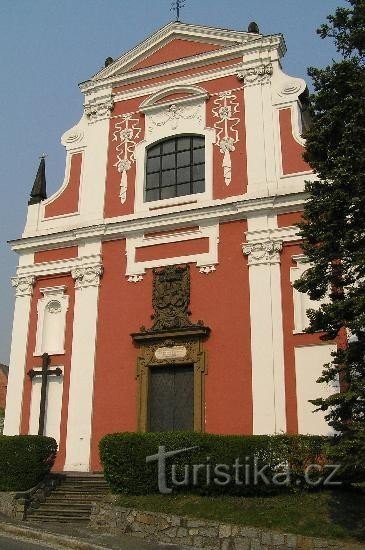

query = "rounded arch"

[{"left": 140, "top": 85, "right": 209, "bottom": 111}]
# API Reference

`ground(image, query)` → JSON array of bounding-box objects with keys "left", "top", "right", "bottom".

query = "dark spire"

[
  {"left": 248, "top": 22, "right": 260, "bottom": 34},
  {"left": 28, "top": 155, "right": 47, "bottom": 205}
]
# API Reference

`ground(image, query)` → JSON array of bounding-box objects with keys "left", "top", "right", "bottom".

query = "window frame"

[
  {"left": 145, "top": 134, "right": 206, "bottom": 203},
  {"left": 134, "top": 90, "right": 214, "bottom": 213}
]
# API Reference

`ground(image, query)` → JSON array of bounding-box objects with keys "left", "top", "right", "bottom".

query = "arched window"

[{"left": 145, "top": 135, "right": 205, "bottom": 202}]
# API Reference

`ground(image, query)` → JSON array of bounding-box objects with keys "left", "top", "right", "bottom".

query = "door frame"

[{"left": 133, "top": 328, "right": 209, "bottom": 432}]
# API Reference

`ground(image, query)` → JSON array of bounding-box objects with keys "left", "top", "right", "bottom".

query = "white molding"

[
  {"left": 84, "top": 93, "right": 114, "bottom": 123},
  {"left": 212, "top": 89, "right": 241, "bottom": 186},
  {"left": 34, "top": 286, "right": 69, "bottom": 356},
  {"left": 198, "top": 264, "right": 216, "bottom": 274},
  {"left": 14, "top": 253, "right": 102, "bottom": 279},
  {"left": 243, "top": 64, "right": 273, "bottom": 195},
  {"left": 64, "top": 268, "right": 101, "bottom": 471},
  {"left": 134, "top": 91, "right": 215, "bottom": 213},
  {"left": 3, "top": 291, "right": 33, "bottom": 435},
  {"left": 271, "top": 66, "right": 307, "bottom": 107},
  {"left": 140, "top": 85, "right": 209, "bottom": 111},
  {"left": 61, "top": 116, "right": 88, "bottom": 151},
  {"left": 11, "top": 275, "right": 35, "bottom": 297},
  {"left": 245, "top": 218, "right": 286, "bottom": 434},
  {"left": 112, "top": 113, "right": 142, "bottom": 204},
  {"left": 290, "top": 254, "right": 325, "bottom": 334},
  {"left": 126, "top": 222, "right": 219, "bottom": 278},
  {"left": 28, "top": 366, "right": 64, "bottom": 444},
  {"left": 80, "top": 23, "right": 285, "bottom": 93},
  {"left": 13, "top": 195, "right": 307, "bottom": 255},
  {"left": 243, "top": 239, "right": 282, "bottom": 266},
  {"left": 237, "top": 63, "right": 273, "bottom": 87},
  {"left": 71, "top": 264, "right": 103, "bottom": 289},
  {"left": 295, "top": 345, "right": 337, "bottom": 435},
  {"left": 112, "top": 62, "right": 243, "bottom": 105},
  {"left": 245, "top": 225, "right": 300, "bottom": 245}
]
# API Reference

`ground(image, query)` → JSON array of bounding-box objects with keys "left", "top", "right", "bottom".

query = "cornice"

[
  {"left": 16, "top": 254, "right": 102, "bottom": 279},
  {"left": 10, "top": 191, "right": 306, "bottom": 254},
  {"left": 111, "top": 61, "right": 243, "bottom": 105}
]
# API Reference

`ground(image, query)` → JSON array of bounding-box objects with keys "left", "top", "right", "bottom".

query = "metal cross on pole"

[
  {"left": 171, "top": 0, "right": 186, "bottom": 21},
  {"left": 28, "top": 353, "right": 62, "bottom": 436}
]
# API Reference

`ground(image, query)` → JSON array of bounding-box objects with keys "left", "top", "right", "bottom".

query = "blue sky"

[{"left": 0, "top": 0, "right": 347, "bottom": 363}]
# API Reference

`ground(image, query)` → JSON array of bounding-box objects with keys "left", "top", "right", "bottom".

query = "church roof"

[{"left": 79, "top": 21, "right": 285, "bottom": 93}]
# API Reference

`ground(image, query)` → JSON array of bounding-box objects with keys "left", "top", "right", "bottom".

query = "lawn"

[{"left": 117, "top": 489, "right": 365, "bottom": 543}]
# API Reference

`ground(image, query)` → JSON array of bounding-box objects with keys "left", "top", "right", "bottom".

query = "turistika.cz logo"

[{"left": 146, "top": 445, "right": 341, "bottom": 494}]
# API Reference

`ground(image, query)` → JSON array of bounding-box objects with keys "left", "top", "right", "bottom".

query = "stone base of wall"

[
  {"left": 0, "top": 493, "right": 24, "bottom": 520},
  {"left": 90, "top": 499, "right": 361, "bottom": 549}
]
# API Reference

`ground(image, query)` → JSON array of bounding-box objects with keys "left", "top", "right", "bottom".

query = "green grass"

[
  {"left": 117, "top": 489, "right": 365, "bottom": 542},
  {"left": 0, "top": 409, "right": 4, "bottom": 417}
]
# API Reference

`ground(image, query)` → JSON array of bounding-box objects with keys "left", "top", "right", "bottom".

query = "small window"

[{"left": 145, "top": 135, "right": 205, "bottom": 202}]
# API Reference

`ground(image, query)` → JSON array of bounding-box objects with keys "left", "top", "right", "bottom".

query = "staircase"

[{"left": 26, "top": 473, "right": 109, "bottom": 524}]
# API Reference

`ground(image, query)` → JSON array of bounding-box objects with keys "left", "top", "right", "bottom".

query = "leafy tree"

[{"left": 294, "top": 0, "right": 365, "bottom": 476}]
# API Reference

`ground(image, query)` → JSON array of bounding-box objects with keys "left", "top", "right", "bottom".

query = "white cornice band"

[{"left": 11, "top": 192, "right": 305, "bottom": 254}]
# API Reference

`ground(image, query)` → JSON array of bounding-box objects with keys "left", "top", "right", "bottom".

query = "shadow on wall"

[{"left": 0, "top": 364, "right": 8, "bottom": 434}]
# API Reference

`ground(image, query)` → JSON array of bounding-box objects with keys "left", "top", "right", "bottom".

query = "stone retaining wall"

[
  {"left": 0, "top": 492, "right": 20, "bottom": 519},
  {"left": 90, "top": 500, "right": 362, "bottom": 549}
]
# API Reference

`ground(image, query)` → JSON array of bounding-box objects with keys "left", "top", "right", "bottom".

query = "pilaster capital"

[
  {"left": 11, "top": 275, "right": 36, "bottom": 297},
  {"left": 71, "top": 264, "right": 103, "bottom": 289},
  {"left": 84, "top": 94, "right": 114, "bottom": 122},
  {"left": 242, "top": 239, "right": 283, "bottom": 266},
  {"left": 237, "top": 63, "right": 273, "bottom": 87}
]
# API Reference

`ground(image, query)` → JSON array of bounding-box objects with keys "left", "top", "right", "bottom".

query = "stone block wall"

[{"left": 90, "top": 500, "right": 355, "bottom": 549}]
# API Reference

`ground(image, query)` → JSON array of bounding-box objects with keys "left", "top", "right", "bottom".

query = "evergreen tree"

[{"left": 294, "top": 0, "right": 365, "bottom": 475}]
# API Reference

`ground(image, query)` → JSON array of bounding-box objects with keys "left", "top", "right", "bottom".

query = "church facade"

[{"left": 4, "top": 22, "right": 338, "bottom": 472}]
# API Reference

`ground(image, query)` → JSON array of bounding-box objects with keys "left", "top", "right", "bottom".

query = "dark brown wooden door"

[{"left": 149, "top": 365, "right": 194, "bottom": 431}]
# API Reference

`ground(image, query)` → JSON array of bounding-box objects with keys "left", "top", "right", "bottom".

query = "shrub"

[
  {"left": 99, "top": 432, "right": 332, "bottom": 496},
  {"left": 0, "top": 435, "right": 57, "bottom": 491}
]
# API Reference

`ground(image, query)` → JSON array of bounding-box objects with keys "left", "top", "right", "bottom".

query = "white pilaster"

[
  {"left": 80, "top": 107, "right": 111, "bottom": 221},
  {"left": 64, "top": 251, "right": 102, "bottom": 471},
  {"left": 238, "top": 62, "right": 275, "bottom": 197},
  {"left": 243, "top": 219, "right": 286, "bottom": 434},
  {"left": 3, "top": 276, "right": 35, "bottom": 435}
]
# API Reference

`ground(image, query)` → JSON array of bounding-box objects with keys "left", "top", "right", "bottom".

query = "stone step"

[
  {"left": 48, "top": 488, "right": 105, "bottom": 494},
  {"left": 27, "top": 515, "right": 90, "bottom": 523},
  {"left": 60, "top": 481, "right": 108, "bottom": 487},
  {"left": 26, "top": 473, "right": 109, "bottom": 525},
  {"left": 63, "top": 477, "right": 107, "bottom": 485},
  {"left": 28, "top": 507, "right": 91, "bottom": 516},
  {"left": 31, "top": 502, "right": 92, "bottom": 510},
  {"left": 47, "top": 494, "right": 105, "bottom": 501},
  {"left": 62, "top": 478, "right": 108, "bottom": 482},
  {"left": 55, "top": 485, "right": 109, "bottom": 493},
  {"left": 62, "top": 481, "right": 107, "bottom": 485},
  {"left": 54, "top": 487, "right": 109, "bottom": 495}
]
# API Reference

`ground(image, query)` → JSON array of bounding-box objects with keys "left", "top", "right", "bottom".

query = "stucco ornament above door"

[
  {"left": 113, "top": 113, "right": 142, "bottom": 203},
  {"left": 148, "top": 103, "right": 202, "bottom": 133},
  {"left": 212, "top": 90, "right": 240, "bottom": 186}
]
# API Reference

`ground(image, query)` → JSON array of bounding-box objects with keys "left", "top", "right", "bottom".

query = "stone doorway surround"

[
  {"left": 131, "top": 264, "right": 210, "bottom": 433},
  {"left": 132, "top": 327, "right": 209, "bottom": 432}
]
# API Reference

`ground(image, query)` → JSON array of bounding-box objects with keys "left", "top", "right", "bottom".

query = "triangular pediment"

[
  {"left": 131, "top": 38, "right": 222, "bottom": 71},
  {"left": 90, "top": 22, "right": 264, "bottom": 84}
]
